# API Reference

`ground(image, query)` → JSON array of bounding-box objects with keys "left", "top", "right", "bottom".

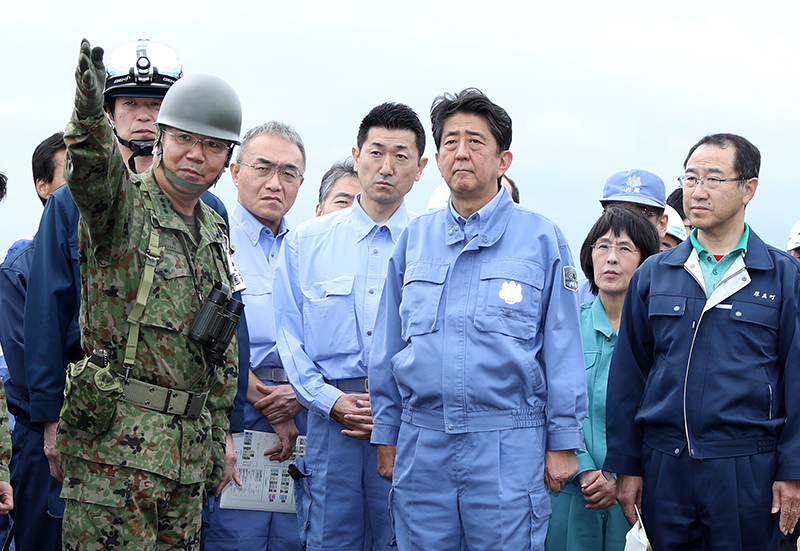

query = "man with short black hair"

[
  {"left": 274, "top": 102, "right": 428, "bottom": 551},
  {"left": 31, "top": 132, "right": 67, "bottom": 206},
  {"left": 605, "top": 133, "right": 800, "bottom": 550},
  {"left": 370, "top": 89, "right": 586, "bottom": 550}
]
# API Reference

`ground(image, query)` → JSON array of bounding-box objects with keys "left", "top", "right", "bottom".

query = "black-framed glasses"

[
  {"left": 238, "top": 162, "right": 303, "bottom": 186},
  {"left": 162, "top": 129, "right": 232, "bottom": 157},
  {"left": 678, "top": 175, "right": 742, "bottom": 190},
  {"left": 591, "top": 242, "right": 639, "bottom": 256}
]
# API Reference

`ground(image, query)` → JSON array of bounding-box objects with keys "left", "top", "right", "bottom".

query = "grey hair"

[
  {"left": 318, "top": 157, "right": 358, "bottom": 207},
  {"left": 236, "top": 121, "right": 306, "bottom": 171}
]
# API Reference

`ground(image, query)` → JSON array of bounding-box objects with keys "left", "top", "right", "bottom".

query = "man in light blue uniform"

[
  {"left": 203, "top": 122, "right": 308, "bottom": 551},
  {"left": 274, "top": 102, "right": 428, "bottom": 551},
  {"left": 369, "top": 89, "right": 587, "bottom": 551}
]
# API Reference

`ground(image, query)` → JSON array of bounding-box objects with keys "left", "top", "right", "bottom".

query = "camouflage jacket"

[{"left": 58, "top": 111, "right": 238, "bottom": 485}]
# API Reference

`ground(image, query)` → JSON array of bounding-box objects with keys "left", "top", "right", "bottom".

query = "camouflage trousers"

[{"left": 60, "top": 455, "right": 204, "bottom": 551}]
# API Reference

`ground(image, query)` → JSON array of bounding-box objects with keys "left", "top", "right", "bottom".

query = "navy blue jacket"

[
  {"left": 0, "top": 239, "right": 34, "bottom": 417},
  {"left": 604, "top": 230, "right": 800, "bottom": 480},
  {"left": 24, "top": 184, "right": 248, "bottom": 430}
]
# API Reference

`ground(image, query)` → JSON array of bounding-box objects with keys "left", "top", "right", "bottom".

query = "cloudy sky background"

[{"left": 3, "top": 1, "right": 799, "bottom": 263}]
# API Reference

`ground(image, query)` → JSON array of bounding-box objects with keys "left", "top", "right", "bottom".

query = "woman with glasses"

[{"left": 546, "top": 206, "right": 660, "bottom": 551}]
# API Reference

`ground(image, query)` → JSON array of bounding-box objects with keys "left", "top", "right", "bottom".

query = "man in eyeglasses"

[
  {"left": 274, "top": 102, "right": 428, "bottom": 551},
  {"left": 56, "top": 40, "right": 243, "bottom": 551},
  {"left": 203, "top": 122, "right": 308, "bottom": 551},
  {"left": 25, "top": 38, "right": 249, "bottom": 551},
  {"left": 605, "top": 133, "right": 800, "bottom": 550}
]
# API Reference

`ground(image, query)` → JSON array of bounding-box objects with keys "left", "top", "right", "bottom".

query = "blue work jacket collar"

[
  {"left": 232, "top": 201, "right": 288, "bottom": 246},
  {"left": 444, "top": 187, "right": 512, "bottom": 247},
  {"left": 350, "top": 193, "right": 409, "bottom": 244},
  {"left": 658, "top": 227, "right": 774, "bottom": 272}
]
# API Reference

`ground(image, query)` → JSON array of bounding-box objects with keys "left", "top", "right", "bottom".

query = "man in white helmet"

[{"left": 103, "top": 39, "right": 182, "bottom": 173}]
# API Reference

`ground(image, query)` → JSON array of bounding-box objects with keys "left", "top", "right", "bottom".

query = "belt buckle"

[
  {"left": 162, "top": 388, "right": 177, "bottom": 415},
  {"left": 184, "top": 391, "right": 208, "bottom": 419}
]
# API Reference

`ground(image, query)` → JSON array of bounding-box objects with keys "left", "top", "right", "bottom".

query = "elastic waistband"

[
  {"left": 401, "top": 407, "right": 546, "bottom": 433},
  {"left": 643, "top": 427, "right": 777, "bottom": 458}
]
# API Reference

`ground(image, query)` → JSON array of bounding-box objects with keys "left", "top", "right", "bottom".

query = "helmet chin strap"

[
  {"left": 154, "top": 134, "right": 227, "bottom": 196},
  {"left": 115, "top": 129, "right": 155, "bottom": 173}
]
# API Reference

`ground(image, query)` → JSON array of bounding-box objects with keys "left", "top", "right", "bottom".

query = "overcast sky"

[{"left": 3, "top": 0, "right": 799, "bottom": 261}]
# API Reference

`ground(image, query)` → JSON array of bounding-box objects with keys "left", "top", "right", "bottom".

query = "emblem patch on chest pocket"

[
  {"left": 499, "top": 281, "right": 523, "bottom": 305},
  {"left": 563, "top": 266, "right": 578, "bottom": 292}
]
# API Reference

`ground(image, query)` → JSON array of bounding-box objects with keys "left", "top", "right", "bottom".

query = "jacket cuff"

[{"left": 371, "top": 425, "right": 399, "bottom": 446}]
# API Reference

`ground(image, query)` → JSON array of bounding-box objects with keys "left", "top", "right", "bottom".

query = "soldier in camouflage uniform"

[
  {"left": 58, "top": 39, "right": 242, "bottom": 551},
  {"left": 0, "top": 383, "right": 14, "bottom": 515}
]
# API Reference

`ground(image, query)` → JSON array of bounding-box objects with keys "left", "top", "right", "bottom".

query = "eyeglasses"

[
  {"left": 238, "top": 162, "right": 303, "bottom": 186},
  {"left": 591, "top": 242, "right": 638, "bottom": 256},
  {"left": 678, "top": 175, "right": 742, "bottom": 190},
  {"left": 162, "top": 129, "right": 232, "bottom": 157}
]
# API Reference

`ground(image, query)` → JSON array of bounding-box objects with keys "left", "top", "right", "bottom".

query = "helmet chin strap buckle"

[
  {"left": 113, "top": 128, "right": 154, "bottom": 173},
  {"left": 126, "top": 139, "right": 155, "bottom": 172}
]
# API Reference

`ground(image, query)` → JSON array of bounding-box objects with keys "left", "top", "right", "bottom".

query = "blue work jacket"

[
  {"left": 370, "top": 189, "right": 587, "bottom": 449},
  {"left": 0, "top": 239, "right": 34, "bottom": 417},
  {"left": 273, "top": 196, "right": 413, "bottom": 419},
  {"left": 604, "top": 230, "right": 800, "bottom": 480}
]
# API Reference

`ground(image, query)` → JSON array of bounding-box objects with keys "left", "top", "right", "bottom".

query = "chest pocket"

[
  {"left": 138, "top": 233, "right": 196, "bottom": 334},
  {"left": 302, "top": 275, "right": 359, "bottom": 360},
  {"left": 584, "top": 351, "right": 601, "bottom": 371},
  {"left": 474, "top": 259, "right": 544, "bottom": 340},
  {"left": 729, "top": 300, "right": 780, "bottom": 330},
  {"left": 400, "top": 262, "right": 449, "bottom": 341},
  {"left": 648, "top": 296, "right": 687, "bottom": 318},
  {"left": 241, "top": 271, "right": 275, "bottom": 347}
]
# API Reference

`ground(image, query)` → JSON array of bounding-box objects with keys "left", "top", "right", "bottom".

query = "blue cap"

[{"left": 601, "top": 169, "right": 666, "bottom": 209}]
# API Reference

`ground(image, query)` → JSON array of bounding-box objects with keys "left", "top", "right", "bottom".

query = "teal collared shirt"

[{"left": 689, "top": 223, "right": 750, "bottom": 298}]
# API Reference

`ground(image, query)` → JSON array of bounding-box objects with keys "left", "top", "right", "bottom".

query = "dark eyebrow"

[
  {"left": 444, "top": 129, "right": 487, "bottom": 140},
  {"left": 332, "top": 191, "right": 355, "bottom": 199}
]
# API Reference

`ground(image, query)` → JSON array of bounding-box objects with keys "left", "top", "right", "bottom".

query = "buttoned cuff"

[
  {"left": 312, "top": 384, "right": 345, "bottom": 420},
  {"left": 546, "top": 428, "right": 585, "bottom": 452}
]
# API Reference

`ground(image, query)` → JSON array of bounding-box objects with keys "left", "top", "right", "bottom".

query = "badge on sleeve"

[
  {"left": 224, "top": 237, "right": 247, "bottom": 293},
  {"left": 499, "top": 281, "right": 523, "bottom": 305},
  {"left": 563, "top": 266, "right": 578, "bottom": 292}
]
